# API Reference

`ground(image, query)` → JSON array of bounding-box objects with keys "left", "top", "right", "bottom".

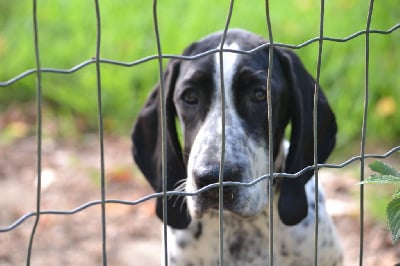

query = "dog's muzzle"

[{"left": 190, "top": 163, "right": 251, "bottom": 216}]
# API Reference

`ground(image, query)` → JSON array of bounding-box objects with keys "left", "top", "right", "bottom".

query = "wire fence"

[{"left": 0, "top": 0, "right": 400, "bottom": 265}]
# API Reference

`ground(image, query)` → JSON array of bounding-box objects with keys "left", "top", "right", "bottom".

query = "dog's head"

[{"left": 132, "top": 29, "right": 337, "bottom": 229}]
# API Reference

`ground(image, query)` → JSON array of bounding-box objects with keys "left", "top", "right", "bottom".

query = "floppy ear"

[
  {"left": 131, "top": 59, "right": 191, "bottom": 229},
  {"left": 276, "top": 48, "right": 337, "bottom": 226}
]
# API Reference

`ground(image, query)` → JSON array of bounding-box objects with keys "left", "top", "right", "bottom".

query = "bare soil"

[{"left": 0, "top": 136, "right": 399, "bottom": 266}]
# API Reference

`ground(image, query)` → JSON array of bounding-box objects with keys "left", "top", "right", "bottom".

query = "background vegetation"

[{"left": 0, "top": 0, "right": 399, "bottom": 148}]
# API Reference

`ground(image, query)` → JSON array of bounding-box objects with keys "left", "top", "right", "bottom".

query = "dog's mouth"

[
  {"left": 189, "top": 186, "right": 263, "bottom": 219},
  {"left": 199, "top": 186, "right": 236, "bottom": 205}
]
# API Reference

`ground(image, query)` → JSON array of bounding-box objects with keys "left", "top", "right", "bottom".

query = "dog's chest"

[
  {"left": 165, "top": 211, "right": 322, "bottom": 266},
  {"left": 167, "top": 211, "right": 270, "bottom": 265},
  {"left": 165, "top": 207, "right": 343, "bottom": 266}
]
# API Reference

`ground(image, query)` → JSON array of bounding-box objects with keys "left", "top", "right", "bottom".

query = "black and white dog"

[{"left": 132, "top": 29, "right": 343, "bottom": 265}]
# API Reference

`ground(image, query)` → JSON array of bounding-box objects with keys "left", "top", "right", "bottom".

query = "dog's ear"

[
  {"left": 131, "top": 59, "right": 191, "bottom": 229},
  {"left": 276, "top": 48, "right": 337, "bottom": 226}
]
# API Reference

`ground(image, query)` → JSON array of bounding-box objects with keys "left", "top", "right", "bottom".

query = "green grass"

[{"left": 0, "top": 0, "right": 399, "bottom": 144}]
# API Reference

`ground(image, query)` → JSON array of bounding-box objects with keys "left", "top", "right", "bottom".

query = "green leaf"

[
  {"left": 387, "top": 196, "right": 400, "bottom": 244},
  {"left": 393, "top": 190, "right": 400, "bottom": 199},
  {"left": 362, "top": 174, "right": 400, "bottom": 185},
  {"left": 369, "top": 161, "right": 400, "bottom": 177}
]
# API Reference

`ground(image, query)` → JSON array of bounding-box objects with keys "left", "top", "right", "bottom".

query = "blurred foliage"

[{"left": 0, "top": 0, "right": 399, "bottom": 146}]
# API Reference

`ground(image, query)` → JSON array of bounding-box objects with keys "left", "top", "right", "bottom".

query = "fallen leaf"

[{"left": 107, "top": 166, "right": 133, "bottom": 183}]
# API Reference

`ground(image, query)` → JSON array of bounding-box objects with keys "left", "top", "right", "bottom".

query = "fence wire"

[
  {"left": 264, "top": 1, "right": 275, "bottom": 265},
  {"left": 26, "top": 0, "right": 42, "bottom": 264},
  {"left": 359, "top": 1, "right": 375, "bottom": 264},
  {"left": 152, "top": 1, "right": 169, "bottom": 264},
  {"left": 93, "top": 1, "right": 108, "bottom": 265},
  {"left": 0, "top": 0, "right": 400, "bottom": 265}
]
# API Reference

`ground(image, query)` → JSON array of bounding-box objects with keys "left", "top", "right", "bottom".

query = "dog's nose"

[
  {"left": 193, "top": 165, "right": 240, "bottom": 189},
  {"left": 194, "top": 169, "right": 219, "bottom": 189}
]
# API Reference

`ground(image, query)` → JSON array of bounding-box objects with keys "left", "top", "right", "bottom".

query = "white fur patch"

[{"left": 214, "top": 42, "right": 240, "bottom": 103}]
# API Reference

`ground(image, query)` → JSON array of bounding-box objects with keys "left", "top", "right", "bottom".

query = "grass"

[{"left": 0, "top": 0, "right": 399, "bottom": 145}]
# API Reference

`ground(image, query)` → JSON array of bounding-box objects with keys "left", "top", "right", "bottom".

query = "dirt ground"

[{"left": 0, "top": 136, "right": 399, "bottom": 266}]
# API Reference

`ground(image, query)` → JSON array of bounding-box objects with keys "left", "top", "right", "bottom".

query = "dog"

[{"left": 132, "top": 29, "right": 343, "bottom": 265}]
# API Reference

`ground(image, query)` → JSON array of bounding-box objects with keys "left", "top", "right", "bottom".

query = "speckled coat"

[{"left": 132, "top": 29, "right": 343, "bottom": 266}]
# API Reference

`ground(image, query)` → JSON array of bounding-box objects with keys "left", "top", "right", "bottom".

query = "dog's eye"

[
  {"left": 181, "top": 89, "right": 199, "bottom": 105},
  {"left": 251, "top": 89, "right": 267, "bottom": 102}
]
